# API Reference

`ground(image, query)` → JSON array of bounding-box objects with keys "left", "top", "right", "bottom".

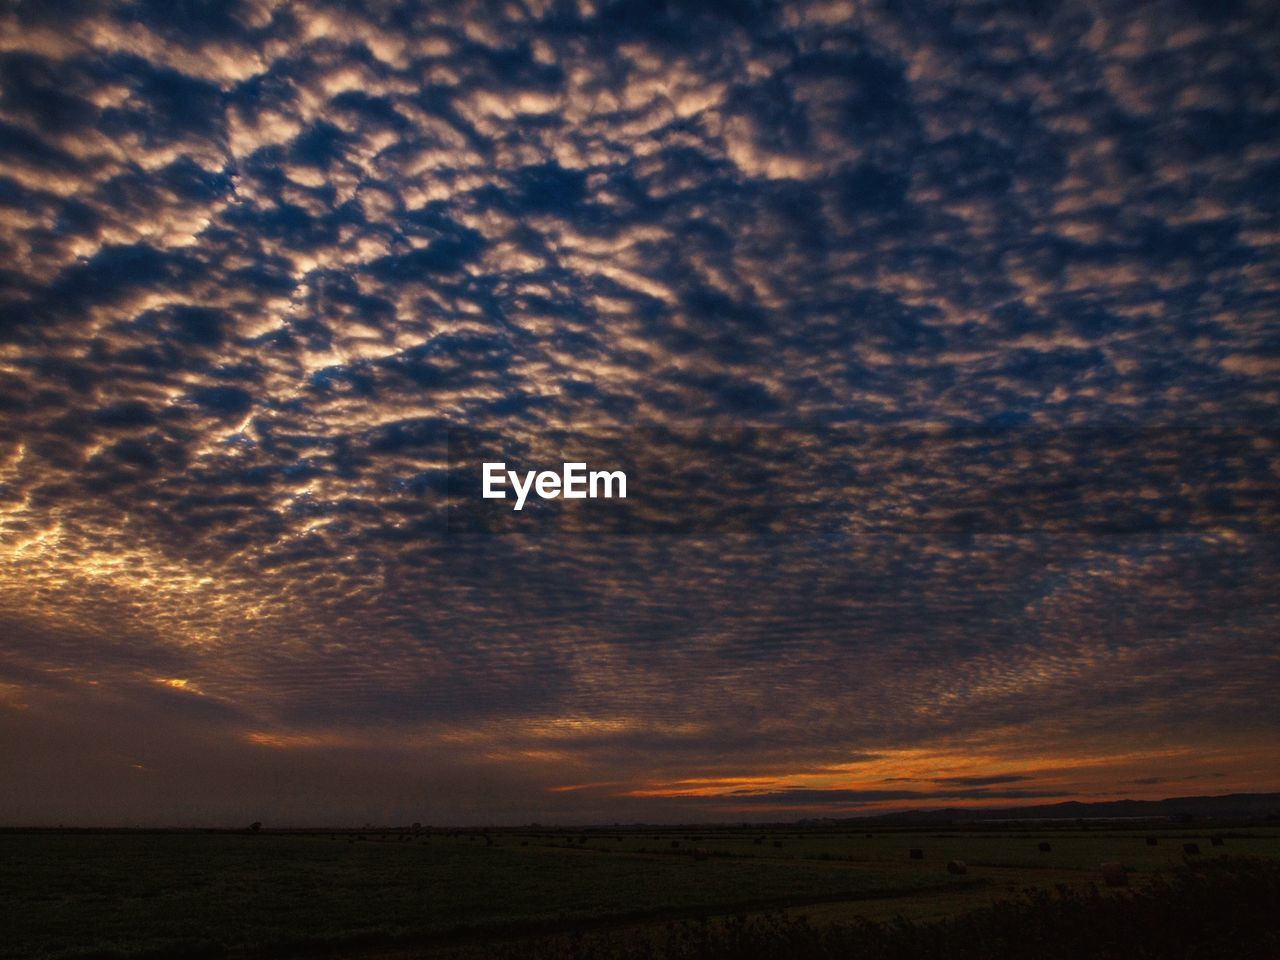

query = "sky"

[{"left": 0, "top": 0, "right": 1278, "bottom": 827}]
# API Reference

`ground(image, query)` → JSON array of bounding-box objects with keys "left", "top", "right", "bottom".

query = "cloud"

[{"left": 0, "top": 0, "right": 1277, "bottom": 824}]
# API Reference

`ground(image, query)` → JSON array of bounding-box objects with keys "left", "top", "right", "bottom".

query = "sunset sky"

[{"left": 1, "top": 0, "right": 1278, "bottom": 826}]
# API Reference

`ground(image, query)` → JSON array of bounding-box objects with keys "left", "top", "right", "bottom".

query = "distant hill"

[{"left": 825, "top": 793, "right": 1280, "bottom": 825}]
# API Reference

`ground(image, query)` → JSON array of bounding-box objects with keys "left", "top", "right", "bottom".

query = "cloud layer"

[{"left": 1, "top": 0, "right": 1278, "bottom": 824}]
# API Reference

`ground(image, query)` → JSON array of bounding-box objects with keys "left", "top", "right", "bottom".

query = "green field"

[{"left": 2, "top": 824, "right": 1277, "bottom": 959}]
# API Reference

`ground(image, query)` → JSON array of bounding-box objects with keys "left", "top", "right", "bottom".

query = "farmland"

[{"left": 2, "top": 823, "right": 1278, "bottom": 959}]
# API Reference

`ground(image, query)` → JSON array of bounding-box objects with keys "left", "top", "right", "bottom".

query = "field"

[{"left": 2, "top": 823, "right": 1278, "bottom": 959}]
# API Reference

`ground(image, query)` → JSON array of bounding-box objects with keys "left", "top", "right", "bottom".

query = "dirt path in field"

[
  {"left": 238, "top": 851, "right": 1119, "bottom": 960},
  {"left": 225, "top": 881, "right": 968, "bottom": 959}
]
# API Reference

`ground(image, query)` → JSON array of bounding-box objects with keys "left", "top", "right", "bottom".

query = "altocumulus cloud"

[{"left": 0, "top": 0, "right": 1278, "bottom": 825}]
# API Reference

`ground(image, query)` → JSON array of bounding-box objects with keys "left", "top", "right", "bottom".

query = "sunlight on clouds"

[{"left": 0, "top": 0, "right": 1276, "bottom": 823}]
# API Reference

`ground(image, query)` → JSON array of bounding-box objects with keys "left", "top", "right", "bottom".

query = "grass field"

[{"left": 2, "top": 824, "right": 1278, "bottom": 959}]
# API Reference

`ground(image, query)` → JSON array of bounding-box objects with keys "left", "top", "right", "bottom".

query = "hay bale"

[
  {"left": 773, "top": 839, "right": 783, "bottom": 848},
  {"left": 1038, "top": 841, "right": 1052, "bottom": 852},
  {"left": 1101, "top": 862, "right": 1127, "bottom": 887},
  {"left": 693, "top": 847, "right": 709, "bottom": 861},
  {"left": 947, "top": 859, "right": 967, "bottom": 875},
  {"left": 1183, "top": 842, "right": 1201, "bottom": 855},
  {"left": 670, "top": 840, "right": 681, "bottom": 849},
  {"left": 1145, "top": 836, "right": 1158, "bottom": 846},
  {"left": 909, "top": 848, "right": 924, "bottom": 860},
  {"left": 1211, "top": 836, "right": 1225, "bottom": 847}
]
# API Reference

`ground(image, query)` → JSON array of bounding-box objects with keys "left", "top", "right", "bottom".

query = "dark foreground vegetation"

[
  {"left": 487, "top": 858, "right": 1280, "bottom": 960},
  {"left": 2, "top": 825, "right": 1278, "bottom": 959}
]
